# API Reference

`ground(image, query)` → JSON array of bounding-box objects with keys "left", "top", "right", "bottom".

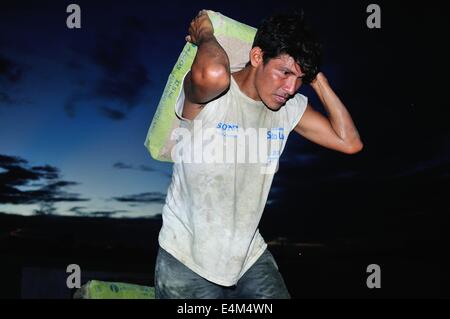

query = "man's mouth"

[{"left": 274, "top": 95, "right": 287, "bottom": 103}]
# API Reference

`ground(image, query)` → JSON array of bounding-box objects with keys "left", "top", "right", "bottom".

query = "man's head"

[{"left": 249, "top": 12, "right": 322, "bottom": 110}]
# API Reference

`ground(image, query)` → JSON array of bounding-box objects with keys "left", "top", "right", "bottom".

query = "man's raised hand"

[{"left": 185, "top": 10, "right": 214, "bottom": 45}]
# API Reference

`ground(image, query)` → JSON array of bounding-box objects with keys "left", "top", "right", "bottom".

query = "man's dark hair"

[{"left": 252, "top": 11, "right": 322, "bottom": 84}]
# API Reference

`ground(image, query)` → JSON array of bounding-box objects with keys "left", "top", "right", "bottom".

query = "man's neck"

[{"left": 232, "top": 66, "right": 261, "bottom": 101}]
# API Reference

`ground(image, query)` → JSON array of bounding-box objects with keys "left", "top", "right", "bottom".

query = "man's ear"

[{"left": 250, "top": 47, "right": 264, "bottom": 67}]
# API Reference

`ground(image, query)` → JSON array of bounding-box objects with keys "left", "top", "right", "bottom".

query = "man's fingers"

[
  {"left": 197, "top": 9, "right": 207, "bottom": 17},
  {"left": 187, "top": 9, "right": 211, "bottom": 44},
  {"left": 192, "top": 11, "right": 207, "bottom": 24}
]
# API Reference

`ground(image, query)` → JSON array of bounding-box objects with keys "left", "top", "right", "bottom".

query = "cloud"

[
  {"left": 65, "top": 16, "right": 150, "bottom": 120},
  {"left": 0, "top": 92, "right": 15, "bottom": 105},
  {"left": 138, "top": 165, "right": 158, "bottom": 172},
  {"left": 30, "top": 165, "right": 59, "bottom": 180},
  {"left": 0, "top": 154, "right": 28, "bottom": 166},
  {"left": 113, "top": 162, "right": 156, "bottom": 172},
  {"left": 68, "top": 206, "right": 87, "bottom": 212},
  {"left": 68, "top": 206, "right": 128, "bottom": 218},
  {"left": 113, "top": 192, "right": 166, "bottom": 204},
  {"left": 98, "top": 106, "right": 126, "bottom": 120},
  {"left": 0, "top": 164, "right": 42, "bottom": 187},
  {"left": 112, "top": 161, "right": 171, "bottom": 178},
  {"left": 39, "top": 180, "right": 79, "bottom": 192},
  {"left": 0, "top": 153, "right": 89, "bottom": 206},
  {"left": 94, "top": 64, "right": 149, "bottom": 107},
  {"left": 63, "top": 92, "right": 85, "bottom": 118},
  {"left": 0, "top": 54, "right": 25, "bottom": 107},
  {"left": 0, "top": 54, "right": 22, "bottom": 83},
  {"left": 0, "top": 53, "right": 35, "bottom": 108},
  {"left": 88, "top": 211, "right": 126, "bottom": 218},
  {"left": 113, "top": 162, "right": 134, "bottom": 170}
]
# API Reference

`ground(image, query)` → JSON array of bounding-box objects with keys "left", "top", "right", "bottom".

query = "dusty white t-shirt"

[{"left": 158, "top": 74, "right": 308, "bottom": 286}]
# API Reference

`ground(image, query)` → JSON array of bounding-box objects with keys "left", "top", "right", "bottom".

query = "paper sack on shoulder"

[{"left": 144, "top": 10, "right": 257, "bottom": 162}]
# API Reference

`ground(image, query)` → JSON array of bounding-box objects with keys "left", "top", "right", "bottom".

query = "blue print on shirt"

[
  {"left": 217, "top": 122, "right": 239, "bottom": 137},
  {"left": 267, "top": 128, "right": 285, "bottom": 140}
]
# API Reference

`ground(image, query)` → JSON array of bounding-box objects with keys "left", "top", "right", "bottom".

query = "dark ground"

[{"left": 1, "top": 181, "right": 449, "bottom": 300}]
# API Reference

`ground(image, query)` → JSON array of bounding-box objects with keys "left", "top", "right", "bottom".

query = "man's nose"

[{"left": 283, "top": 77, "right": 297, "bottom": 96}]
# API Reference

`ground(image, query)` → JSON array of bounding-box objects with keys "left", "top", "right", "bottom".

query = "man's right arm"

[{"left": 182, "top": 10, "right": 230, "bottom": 120}]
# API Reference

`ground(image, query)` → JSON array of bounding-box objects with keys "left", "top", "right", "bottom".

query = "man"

[{"left": 154, "top": 9, "right": 363, "bottom": 299}]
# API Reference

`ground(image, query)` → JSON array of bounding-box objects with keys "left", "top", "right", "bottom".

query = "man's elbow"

[
  {"left": 191, "top": 64, "right": 230, "bottom": 90},
  {"left": 344, "top": 140, "right": 364, "bottom": 154}
]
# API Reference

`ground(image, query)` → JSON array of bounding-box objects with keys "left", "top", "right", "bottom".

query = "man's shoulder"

[{"left": 285, "top": 93, "right": 308, "bottom": 107}]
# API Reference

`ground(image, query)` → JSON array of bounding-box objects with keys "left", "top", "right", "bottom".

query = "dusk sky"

[{"left": 1, "top": 0, "right": 449, "bottom": 222}]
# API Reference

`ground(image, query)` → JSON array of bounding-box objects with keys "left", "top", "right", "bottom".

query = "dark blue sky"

[{"left": 1, "top": 0, "right": 449, "bottom": 221}]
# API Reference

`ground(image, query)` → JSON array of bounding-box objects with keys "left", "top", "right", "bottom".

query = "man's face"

[{"left": 254, "top": 54, "right": 304, "bottom": 111}]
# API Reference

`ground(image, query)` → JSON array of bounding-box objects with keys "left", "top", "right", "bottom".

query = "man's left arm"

[{"left": 294, "top": 72, "right": 363, "bottom": 154}]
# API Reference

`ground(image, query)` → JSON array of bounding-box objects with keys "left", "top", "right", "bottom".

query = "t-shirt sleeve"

[
  {"left": 174, "top": 71, "right": 192, "bottom": 124},
  {"left": 174, "top": 71, "right": 223, "bottom": 129},
  {"left": 285, "top": 93, "right": 308, "bottom": 131}
]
